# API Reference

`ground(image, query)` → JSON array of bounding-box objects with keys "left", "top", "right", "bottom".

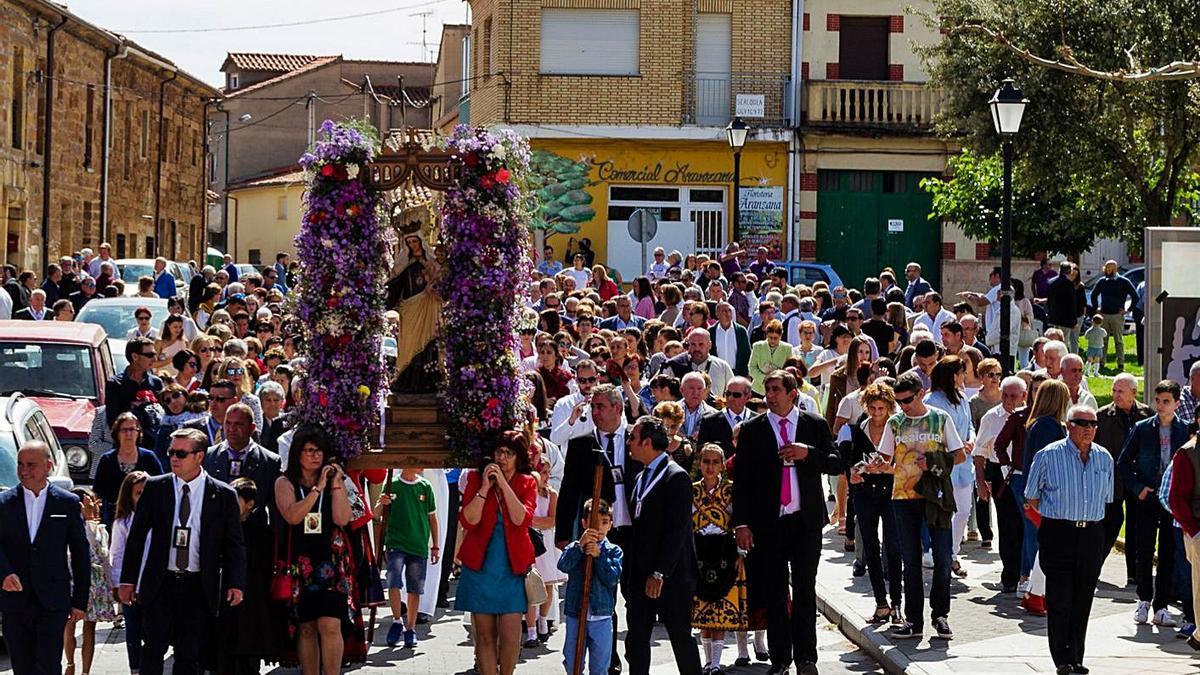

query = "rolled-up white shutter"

[{"left": 540, "top": 9, "right": 639, "bottom": 76}]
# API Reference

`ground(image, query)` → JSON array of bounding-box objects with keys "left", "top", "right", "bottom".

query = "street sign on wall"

[{"left": 735, "top": 94, "right": 765, "bottom": 118}]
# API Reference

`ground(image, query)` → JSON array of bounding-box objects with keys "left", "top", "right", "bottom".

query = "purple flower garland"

[
  {"left": 438, "top": 125, "right": 533, "bottom": 464},
  {"left": 294, "top": 120, "right": 392, "bottom": 460}
]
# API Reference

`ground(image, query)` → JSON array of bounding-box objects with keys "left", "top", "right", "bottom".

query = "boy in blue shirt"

[{"left": 558, "top": 498, "right": 623, "bottom": 675}]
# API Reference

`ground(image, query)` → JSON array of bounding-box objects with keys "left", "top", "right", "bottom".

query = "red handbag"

[{"left": 271, "top": 527, "right": 295, "bottom": 602}]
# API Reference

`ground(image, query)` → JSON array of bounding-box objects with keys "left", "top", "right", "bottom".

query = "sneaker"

[
  {"left": 1017, "top": 579, "right": 1031, "bottom": 595},
  {"left": 922, "top": 552, "right": 934, "bottom": 568},
  {"left": 891, "top": 622, "right": 922, "bottom": 639},
  {"left": 386, "top": 622, "right": 404, "bottom": 647},
  {"left": 1134, "top": 600, "right": 1151, "bottom": 624},
  {"left": 1177, "top": 622, "right": 1196, "bottom": 639},
  {"left": 404, "top": 629, "right": 418, "bottom": 649},
  {"left": 1153, "top": 608, "right": 1178, "bottom": 627},
  {"left": 932, "top": 616, "right": 954, "bottom": 640}
]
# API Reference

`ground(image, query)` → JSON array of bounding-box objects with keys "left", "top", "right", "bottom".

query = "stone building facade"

[{"left": 0, "top": 0, "right": 217, "bottom": 273}]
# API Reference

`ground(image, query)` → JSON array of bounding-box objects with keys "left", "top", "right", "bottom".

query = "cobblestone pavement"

[{"left": 3, "top": 582, "right": 883, "bottom": 674}]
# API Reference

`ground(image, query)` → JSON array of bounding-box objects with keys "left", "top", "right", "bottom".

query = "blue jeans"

[
  {"left": 1011, "top": 473, "right": 1038, "bottom": 577},
  {"left": 562, "top": 615, "right": 612, "bottom": 675},
  {"left": 893, "top": 499, "right": 952, "bottom": 629},
  {"left": 123, "top": 602, "right": 143, "bottom": 672},
  {"left": 852, "top": 483, "right": 903, "bottom": 608}
]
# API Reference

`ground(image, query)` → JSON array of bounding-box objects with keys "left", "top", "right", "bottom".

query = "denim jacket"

[{"left": 558, "top": 539, "right": 623, "bottom": 619}]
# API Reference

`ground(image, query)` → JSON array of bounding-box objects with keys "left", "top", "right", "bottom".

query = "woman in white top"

[
  {"left": 153, "top": 315, "right": 188, "bottom": 377},
  {"left": 109, "top": 471, "right": 151, "bottom": 674}
]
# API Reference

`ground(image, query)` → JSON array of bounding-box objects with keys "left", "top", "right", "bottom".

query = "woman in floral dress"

[{"left": 64, "top": 488, "right": 116, "bottom": 675}]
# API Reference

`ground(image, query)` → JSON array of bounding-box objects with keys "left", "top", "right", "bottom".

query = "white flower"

[
  {"left": 492, "top": 144, "right": 508, "bottom": 161},
  {"left": 322, "top": 238, "right": 335, "bottom": 249},
  {"left": 346, "top": 164, "right": 360, "bottom": 180}
]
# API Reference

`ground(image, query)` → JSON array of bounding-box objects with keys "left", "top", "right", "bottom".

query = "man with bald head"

[
  {"left": 1097, "top": 373, "right": 1151, "bottom": 571},
  {"left": 1090, "top": 259, "right": 1138, "bottom": 370},
  {"left": 0, "top": 441, "right": 89, "bottom": 673},
  {"left": 663, "top": 329, "right": 735, "bottom": 395}
]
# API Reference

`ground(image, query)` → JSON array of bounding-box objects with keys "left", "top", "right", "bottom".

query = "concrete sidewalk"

[{"left": 815, "top": 526, "right": 1199, "bottom": 675}]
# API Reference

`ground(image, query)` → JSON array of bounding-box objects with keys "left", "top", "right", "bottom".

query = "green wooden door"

[{"left": 816, "top": 170, "right": 940, "bottom": 289}]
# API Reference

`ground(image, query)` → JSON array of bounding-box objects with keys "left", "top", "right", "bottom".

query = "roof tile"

[{"left": 226, "top": 53, "right": 334, "bottom": 73}]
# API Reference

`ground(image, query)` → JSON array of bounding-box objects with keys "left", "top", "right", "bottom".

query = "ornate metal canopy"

[{"left": 365, "top": 129, "right": 461, "bottom": 192}]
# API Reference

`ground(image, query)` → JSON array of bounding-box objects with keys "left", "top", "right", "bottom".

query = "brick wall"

[{"left": 467, "top": 0, "right": 792, "bottom": 126}]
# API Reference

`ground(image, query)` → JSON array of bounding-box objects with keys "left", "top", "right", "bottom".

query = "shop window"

[
  {"left": 541, "top": 9, "right": 640, "bottom": 76},
  {"left": 610, "top": 186, "right": 679, "bottom": 202},
  {"left": 607, "top": 205, "right": 681, "bottom": 222},
  {"left": 689, "top": 188, "right": 725, "bottom": 203}
]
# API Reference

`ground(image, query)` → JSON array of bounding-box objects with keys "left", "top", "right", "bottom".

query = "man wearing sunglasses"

[
  {"left": 697, "top": 377, "right": 756, "bottom": 460},
  {"left": 184, "top": 380, "right": 241, "bottom": 447},
  {"left": 549, "top": 360, "right": 602, "bottom": 446},
  {"left": 1024, "top": 405, "right": 1113, "bottom": 675},
  {"left": 875, "top": 372, "right": 966, "bottom": 641},
  {"left": 105, "top": 337, "right": 165, "bottom": 427},
  {"left": 119, "top": 428, "right": 246, "bottom": 675}
]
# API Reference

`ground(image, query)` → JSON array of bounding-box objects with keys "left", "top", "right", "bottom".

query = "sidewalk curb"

[{"left": 815, "top": 578, "right": 919, "bottom": 675}]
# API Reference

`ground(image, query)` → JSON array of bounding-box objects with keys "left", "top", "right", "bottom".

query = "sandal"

[
  {"left": 951, "top": 560, "right": 968, "bottom": 578},
  {"left": 868, "top": 606, "right": 892, "bottom": 624},
  {"left": 843, "top": 539, "right": 855, "bottom": 552}
]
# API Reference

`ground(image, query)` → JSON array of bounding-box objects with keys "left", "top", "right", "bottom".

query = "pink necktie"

[{"left": 779, "top": 417, "right": 792, "bottom": 506}]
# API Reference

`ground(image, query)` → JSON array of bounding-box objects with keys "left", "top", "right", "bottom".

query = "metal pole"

[
  {"left": 219, "top": 105, "right": 230, "bottom": 254},
  {"left": 1000, "top": 138, "right": 1014, "bottom": 375},
  {"left": 731, "top": 150, "right": 742, "bottom": 243}
]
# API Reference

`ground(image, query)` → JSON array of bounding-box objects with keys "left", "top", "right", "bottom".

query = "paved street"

[{"left": 3, "top": 579, "right": 883, "bottom": 674}]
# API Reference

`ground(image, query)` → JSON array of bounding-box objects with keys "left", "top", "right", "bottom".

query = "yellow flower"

[{"left": 357, "top": 385, "right": 371, "bottom": 398}]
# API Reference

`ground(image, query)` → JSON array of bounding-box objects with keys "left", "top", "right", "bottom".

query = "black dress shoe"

[
  {"left": 1072, "top": 665, "right": 1089, "bottom": 674},
  {"left": 852, "top": 560, "right": 867, "bottom": 577},
  {"left": 756, "top": 651, "right": 770, "bottom": 662},
  {"left": 1055, "top": 666, "right": 1072, "bottom": 675},
  {"left": 797, "top": 661, "right": 819, "bottom": 675},
  {"left": 733, "top": 656, "right": 751, "bottom": 667},
  {"left": 608, "top": 663, "right": 622, "bottom": 675},
  {"left": 766, "top": 665, "right": 790, "bottom": 675}
]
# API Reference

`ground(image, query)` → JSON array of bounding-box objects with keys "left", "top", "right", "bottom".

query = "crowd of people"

[{"left": 0, "top": 238, "right": 1191, "bottom": 675}]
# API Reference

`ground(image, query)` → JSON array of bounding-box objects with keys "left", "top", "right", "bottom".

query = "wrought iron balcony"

[{"left": 682, "top": 72, "right": 794, "bottom": 128}]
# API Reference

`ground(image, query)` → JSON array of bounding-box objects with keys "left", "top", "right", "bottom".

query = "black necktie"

[
  {"left": 176, "top": 484, "right": 191, "bottom": 571},
  {"left": 605, "top": 433, "right": 616, "bottom": 465}
]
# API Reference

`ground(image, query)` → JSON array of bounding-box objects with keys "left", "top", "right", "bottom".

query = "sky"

[{"left": 66, "top": 0, "right": 471, "bottom": 87}]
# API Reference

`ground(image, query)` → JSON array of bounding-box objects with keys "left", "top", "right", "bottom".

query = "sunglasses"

[
  {"left": 1068, "top": 419, "right": 1099, "bottom": 428},
  {"left": 226, "top": 368, "right": 245, "bottom": 376},
  {"left": 138, "top": 352, "right": 156, "bottom": 359},
  {"left": 187, "top": 361, "right": 199, "bottom": 369},
  {"left": 199, "top": 348, "right": 215, "bottom": 354},
  {"left": 895, "top": 395, "right": 916, "bottom": 405},
  {"left": 168, "top": 449, "right": 200, "bottom": 459},
  {"left": 166, "top": 392, "right": 185, "bottom": 401},
  {"left": 136, "top": 316, "right": 150, "bottom": 321},
  {"left": 211, "top": 395, "right": 235, "bottom": 403},
  {"left": 119, "top": 426, "right": 140, "bottom": 433},
  {"left": 577, "top": 376, "right": 598, "bottom": 384},
  {"left": 726, "top": 391, "right": 747, "bottom": 399}
]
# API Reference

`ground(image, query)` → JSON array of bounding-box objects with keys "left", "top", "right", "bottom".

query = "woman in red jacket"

[{"left": 456, "top": 431, "right": 538, "bottom": 675}]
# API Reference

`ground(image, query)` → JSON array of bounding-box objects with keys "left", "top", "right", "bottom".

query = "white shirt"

[
  {"left": 780, "top": 309, "right": 802, "bottom": 347},
  {"left": 170, "top": 471, "right": 207, "bottom": 573},
  {"left": 688, "top": 356, "right": 735, "bottom": 396},
  {"left": 22, "top": 484, "right": 49, "bottom": 541},
  {"left": 915, "top": 308, "right": 956, "bottom": 344},
  {"left": 595, "top": 423, "right": 633, "bottom": 528},
  {"left": 836, "top": 390, "right": 864, "bottom": 425},
  {"left": 564, "top": 267, "right": 591, "bottom": 289},
  {"left": 767, "top": 408, "right": 802, "bottom": 516},
  {"left": 27, "top": 307, "right": 47, "bottom": 321},
  {"left": 796, "top": 392, "right": 819, "bottom": 415},
  {"left": 983, "top": 285, "right": 1024, "bottom": 354},
  {"left": 973, "top": 404, "right": 1013, "bottom": 461},
  {"left": 126, "top": 327, "right": 159, "bottom": 341},
  {"left": 0, "top": 288, "right": 11, "bottom": 319},
  {"left": 725, "top": 408, "right": 748, "bottom": 430},
  {"left": 110, "top": 513, "right": 149, "bottom": 590},
  {"left": 714, "top": 324, "right": 738, "bottom": 368},
  {"left": 647, "top": 261, "right": 670, "bottom": 280},
  {"left": 550, "top": 392, "right": 596, "bottom": 446},
  {"left": 1072, "top": 387, "right": 1099, "bottom": 410}
]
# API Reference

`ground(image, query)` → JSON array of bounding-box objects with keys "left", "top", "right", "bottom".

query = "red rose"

[
  {"left": 480, "top": 176, "right": 494, "bottom": 189},
  {"left": 464, "top": 153, "right": 480, "bottom": 167},
  {"left": 326, "top": 296, "right": 339, "bottom": 308},
  {"left": 334, "top": 165, "right": 348, "bottom": 181},
  {"left": 320, "top": 164, "right": 335, "bottom": 177},
  {"left": 495, "top": 168, "right": 511, "bottom": 184}
]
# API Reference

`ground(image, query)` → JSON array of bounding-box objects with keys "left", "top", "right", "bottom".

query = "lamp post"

[
  {"left": 726, "top": 116, "right": 748, "bottom": 242},
  {"left": 989, "top": 78, "right": 1028, "bottom": 375}
]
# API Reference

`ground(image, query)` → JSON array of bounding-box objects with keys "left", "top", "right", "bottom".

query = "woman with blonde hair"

[
  {"left": 1015, "top": 378, "right": 1070, "bottom": 612},
  {"left": 591, "top": 265, "right": 619, "bottom": 301},
  {"left": 214, "top": 356, "right": 265, "bottom": 429}
]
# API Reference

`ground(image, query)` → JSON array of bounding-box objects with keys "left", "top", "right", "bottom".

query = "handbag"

[
  {"left": 694, "top": 533, "right": 739, "bottom": 602},
  {"left": 355, "top": 526, "right": 386, "bottom": 607},
  {"left": 525, "top": 566, "right": 548, "bottom": 605},
  {"left": 529, "top": 527, "right": 547, "bottom": 558},
  {"left": 271, "top": 527, "right": 295, "bottom": 602}
]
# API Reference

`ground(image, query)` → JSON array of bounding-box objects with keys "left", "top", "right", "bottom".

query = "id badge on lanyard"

[{"left": 304, "top": 488, "right": 324, "bottom": 534}]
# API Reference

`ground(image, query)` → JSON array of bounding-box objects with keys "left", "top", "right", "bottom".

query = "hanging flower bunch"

[
  {"left": 438, "top": 125, "right": 534, "bottom": 464},
  {"left": 294, "top": 120, "right": 393, "bottom": 460}
]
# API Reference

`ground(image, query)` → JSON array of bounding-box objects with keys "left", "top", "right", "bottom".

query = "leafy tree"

[
  {"left": 527, "top": 150, "right": 597, "bottom": 238},
  {"left": 917, "top": 0, "right": 1200, "bottom": 245}
]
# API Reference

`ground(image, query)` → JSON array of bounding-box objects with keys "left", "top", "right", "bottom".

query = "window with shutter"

[{"left": 540, "top": 9, "right": 639, "bottom": 76}]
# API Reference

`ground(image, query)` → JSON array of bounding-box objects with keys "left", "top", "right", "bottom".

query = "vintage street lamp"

[{"left": 989, "top": 78, "right": 1028, "bottom": 374}]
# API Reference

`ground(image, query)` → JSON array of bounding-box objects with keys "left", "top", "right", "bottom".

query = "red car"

[{"left": 0, "top": 321, "right": 116, "bottom": 482}]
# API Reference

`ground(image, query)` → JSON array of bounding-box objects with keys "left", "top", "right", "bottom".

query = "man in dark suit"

[
  {"left": 0, "top": 441, "right": 90, "bottom": 674},
  {"left": 709, "top": 302, "right": 751, "bottom": 377},
  {"left": 733, "top": 370, "right": 842, "bottom": 675},
  {"left": 12, "top": 289, "right": 50, "bottom": 320},
  {"left": 202, "top": 403, "right": 281, "bottom": 527},
  {"left": 598, "top": 295, "right": 646, "bottom": 331},
  {"left": 697, "top": 377, "right": 756, "bottom": 459},
  {"left": 183, "top": 380, "right": 240, "bottom": 446},
  {"left": 623, "top": 415, "right": 702, "bottom": 675},
  {"left": 556, "top": 383, "right": 642, "bottom": 675},
  {"left": 118, "top": 428, "right": 246, "bottom": 675}
]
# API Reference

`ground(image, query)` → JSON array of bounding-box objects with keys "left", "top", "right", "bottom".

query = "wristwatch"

[{"left": 651, "top": 572, "right": 664, "bottom": 581}]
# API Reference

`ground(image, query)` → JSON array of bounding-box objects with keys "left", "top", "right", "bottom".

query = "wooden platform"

[{"left": 349, "top": 394, "right": 454, "bottom": 469}]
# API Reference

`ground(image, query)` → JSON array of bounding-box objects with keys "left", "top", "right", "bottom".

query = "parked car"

[
  {"left": 114, "top": 258, "right": 191, "bottom": 302},
  {"left": 0, "top": 321, "right": 116, "bottom": 482},
  {"left": 234, "top": 263, "right": 259, "bottom": 280},
  {"left": 76, "top": 297, "right": 171, "bottom": 373},
  {"left": 0, "top": 394, "right": 73, "bottom": 490},
  {"left": 772, "top": 262, "right": 845, "bottom": 290}
]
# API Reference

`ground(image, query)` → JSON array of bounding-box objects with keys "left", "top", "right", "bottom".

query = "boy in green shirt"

[{"left": 376, "top": 469, "right": 440, "bottom": 648}]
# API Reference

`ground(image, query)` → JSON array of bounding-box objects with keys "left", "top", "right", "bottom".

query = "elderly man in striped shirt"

[{"left": 1024, "top": 404, "right": 1114, "bottom": 675}]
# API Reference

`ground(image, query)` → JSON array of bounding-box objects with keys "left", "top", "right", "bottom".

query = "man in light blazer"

[{"left": 0, "top": 441, "right": 89, "bottom": 674}]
